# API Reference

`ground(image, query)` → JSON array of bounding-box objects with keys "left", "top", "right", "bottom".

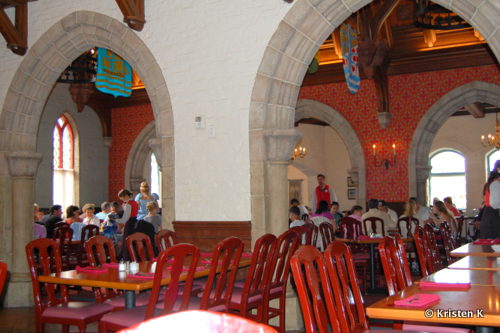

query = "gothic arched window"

[{"left": 53, "top": 115, "right": 76, "bottom": 208}]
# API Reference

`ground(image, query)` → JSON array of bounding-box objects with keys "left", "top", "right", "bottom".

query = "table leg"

[
  {"left": 124, "top": 290, "right": 136, "bottom": 309},
  {"left": 369, "top": 243, "right": 376, "bottom": 291},
  {"left": 476, "top": 327, "right": 494, "bottom": 333}
]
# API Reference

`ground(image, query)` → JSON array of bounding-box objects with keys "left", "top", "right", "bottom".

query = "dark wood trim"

[
  {"left": 302, "top": 44, "right": 497, "bottom": 87},
  {"left": 172, "top": 221, "right": 252, "bottom": 252}
]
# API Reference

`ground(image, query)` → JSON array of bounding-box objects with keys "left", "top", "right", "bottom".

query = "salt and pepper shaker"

[
  {"left": 118, "top": 260, "right": 126, "bottom": 272},
  {"left": 130, "top": 261, "right": 139, "bottom": 274}
]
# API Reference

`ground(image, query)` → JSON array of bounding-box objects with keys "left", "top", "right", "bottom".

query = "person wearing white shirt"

[
  {"left": 82, "top": 203, "right": 101, "bottom": 226},
  {"left": 362, "top": 198, "right": 396, "bottom": 234},
  {"left": 310, "top": 174, "right": 338, "bottom": 211},
  {"left": 290, "top": 198, "right": 308, "bottom": 218},
  {"left": 378, "top": 200, "right": 398, "bottom": 225},
  {"left": 409, "top": 197, "right": 432, "bottom": 224}
]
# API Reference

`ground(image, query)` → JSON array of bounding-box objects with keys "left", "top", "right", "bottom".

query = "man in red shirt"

[{"left": 310, "top": 174, "right": 338, "bottom": 210}]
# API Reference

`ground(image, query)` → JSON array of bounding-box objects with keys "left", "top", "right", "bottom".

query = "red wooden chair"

[
  {"left": 424, "top": 224, "right": 444, "bottom": 271},
  {"left": 0, "top": 261, "right": 7, "bottom": 296},
  {"left": 196, "top": 236, "right": 243, "bottom": 312},
  {"left": 455, "top": 216, "right": 464, "bottom": 245},
  {"left": 378, "top": 236, "right": 413, "bottom": 297},
  {"left": 126, "top": 232, "right": 155, "bottom": 262},
  {"left": 263, "top": 228, "right": 300, "bottom": 333},
  {"left": 439, "top": 221, "right": 457, "bottom": 265},
  {"left": 155, "top": 229, "right": 178, "bottom": 252},
  {"left": 318, "top": 222, "right": 335, "bottom": 250},
  {"left": 290, "top": 224, "right": 311, "bottom": 246},
  {"left": 53, "top": 224, "right": 75, "bottom": 269},
  {"left": 100, "top": 243, "right": 201, "bottom": 332},
  {"left": 362, "top": 216, "right": 385, "bottom": 236},
  {"left": 290, "top": 245, "right": 342, "bottom": 333},
  {"left": 396, "top": 216, "right": 419, "bottom": 238},
  {"left": 228, "top": 233, "right": 277, "bottom": 323},
  {"left": 414, "top": 226, "right": 440, "bottom": 277},
  {"left": 25, "top": 238, "right": 113, "bottom": 333},
  {"left": 324, "top": 242, "right": 370, "bottom": 332},
  {"left": 115, "top": 310, "right": 278, "bottom": 333},
  {"left": 338, "top": 217, "right": 362, "bottom": 240},
  {"left": 78, "top": 224, "right": 99, "bottom": 266}
]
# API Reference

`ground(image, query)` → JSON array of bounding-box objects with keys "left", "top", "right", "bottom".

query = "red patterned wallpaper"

[
  {"left": 108, "top": 104, "right": 154, "bottom": 200},
  {"left": 298, "top": 65, "right": 500, "bottom": 202}
]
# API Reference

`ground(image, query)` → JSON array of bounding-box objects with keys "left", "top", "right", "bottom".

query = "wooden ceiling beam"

[
  {"left": 0, "top": 0, "right": 27, "bottom": 55},
  {"left": 115, "top": 0, "right": 145, "bottom": 31},
  {"left": 464, "top": 102, "right": 485, "bottom": 118}
]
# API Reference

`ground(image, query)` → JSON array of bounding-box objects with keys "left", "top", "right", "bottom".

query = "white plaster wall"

[
  {"left": 0, "top": 0, "right": 292, "bottom": 221},
  {"left": 3, "top": 0, "right": 498, "bottom": 223},
  {"left": 35, "top": 84, "right": 108, "bottom": 208},
  {"left": 430, "top": 113, "right": 497, "bottom": 211},
  {"left": 290, "top": 124, "right": 354, "bottom": 212}
]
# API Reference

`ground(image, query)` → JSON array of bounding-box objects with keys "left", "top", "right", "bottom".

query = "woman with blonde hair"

[
  {"left": 135, "top": 181, "right": 159, "bottom": 220},
  {"left": 432, "top": 200, "right": 458, "bottom": 237}
]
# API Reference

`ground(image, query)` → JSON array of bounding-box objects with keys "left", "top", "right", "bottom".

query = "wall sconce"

[{"left": 372, "top": 143, "right": 396, "bottom": 169}]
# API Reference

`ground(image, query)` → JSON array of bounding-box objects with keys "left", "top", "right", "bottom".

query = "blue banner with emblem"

[
  {"left": 95, "top": 48, "right": 132, "bottom": 98},
  {"left": 340, "top": 23, "right": 360, "bottom": 94}
]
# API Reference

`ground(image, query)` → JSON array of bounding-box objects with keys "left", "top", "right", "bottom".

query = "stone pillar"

[
  {"left": 264, "top": 129, "right": 301, "bottom": 236},
  {"left": 160, "top": 136, "right": 174, "bottom": 230},
  {"left": 148, "top": 137, "right": 162, "bottom": 170},
  {"left": 5, "top": 151, "right": 42, "bottom": 307},
  {"left": 415, "top": 165, "right": 431, "bottom": 204}
]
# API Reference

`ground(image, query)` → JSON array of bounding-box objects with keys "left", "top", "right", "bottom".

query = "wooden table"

[
  {"left": 366, "top": 284, "right": 500, "bottom": 332},
  {"left": 451, "top": 243, "right": 500, "bottom": 258},
  {"left": 39, "top": 258, "right": 251, "bottom": 308},
  {"left": 418, "top": 268, "right": 500, "bottom": 287},
  {"left": 336, "top": 237, "right": 412, "bottom": 292},
  {"left": 448, "top": 256, "right": 500, "bottom": 271}
]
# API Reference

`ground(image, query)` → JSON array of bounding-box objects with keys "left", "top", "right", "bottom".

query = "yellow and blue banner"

[{"left": 95, "top": 48, "right": 132, "bottom": 98}]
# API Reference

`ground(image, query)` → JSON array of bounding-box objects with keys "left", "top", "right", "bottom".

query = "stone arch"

[
  {"left": 0, "top": 11, "right": 174, "bottom": 306},
  {"left": 295, "top": 99, "right": 367, "bottom": 206},
  {"left": 409, "top": 81, "right": 500, "bottom": 202},
  {"left": 248, "top": 0, "right": 500, "bottom": 240},
  {"left": 124, "top": 121, "right": 157, "bottom": 193}
]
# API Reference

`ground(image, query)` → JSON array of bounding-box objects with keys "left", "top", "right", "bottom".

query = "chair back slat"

[
  {"left": 378, "top": 236, "right": 413, "bottom": 296},
  {"left": 85, "top": 235, "right": 117, "bottom": 266},
  {"left": 439, "top": 221, "right": 456, "bottom": 265},
  {"left": 290, "top": 246, "right": 341, "bottom": 333},
  {"left": 155, "top": 229, "right": 178, "bottom": 252},
  {"left": 362, "top": 217, "right": 385, "bottom": 236},
  {"left": 319, "top": 222, "right": 335, "bottom": 250},
  {"left": 81, "top": 224, "right": 99, "bottom": 242},
  {"left": 126, "top": 232, "right": 155, "bottom": 262},
  {"left": 414, "top": 225, "right": 442, "bottom": 277},
  {"left": 0, "top": 261, "right": 7, "bottom": 296},
  {"left": 146, "top": 244, "right": 200, "bottom": 318},
  {"left": 396, "top": 216, "right": 419, "bottom": 238},
  {"left": 324, "top": 242, "right": 368, "bottom": 333},
  {"left": 25, "top": 239, "right": 68, "bottom": 314},
  {"left": 270, "top": 229, "right": 300, "bottom": 289},
  {"left": 338, "top": 217, "right": 361, "bottom": 240},
  {"left": 200, "top": 236, "right": 243, "bottom": 311}
]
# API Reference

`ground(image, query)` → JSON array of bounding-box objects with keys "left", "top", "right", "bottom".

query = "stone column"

[
  {"left": 415, "top": 165, "right": 431, "bottom": 204},
  {"left": 5, "top": 151, "right": 42, "bottom": 306},
  {"left": 264, "top": 129, "right": 301, "bottom": 236}
]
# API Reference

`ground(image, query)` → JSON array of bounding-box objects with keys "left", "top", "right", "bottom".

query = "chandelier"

[
  {"left": 291, "top": 145, "right": 307, "bottom": 160},
  {"left": 481, "top": 112, "right": 500, "bottom": 150}
]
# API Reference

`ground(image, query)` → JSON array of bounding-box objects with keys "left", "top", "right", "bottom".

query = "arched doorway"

[
  {"left": 0, "top": 11, "right": 174, "bottom": 306},
  {"left": 409, "top": 81, "right": 500, "bottom": 204},
  {"left": 295, "top": 99, "right": 367, "bottom": 207},
  {"left": 248, "top": 0, "right": 500, "bottom": 241}
]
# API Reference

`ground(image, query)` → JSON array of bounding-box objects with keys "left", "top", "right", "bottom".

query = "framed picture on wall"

[
  {"left": 347, "top": 176, "right": 355, "bottom": 187},
  {"left": 347, "top": 188, "right": 357, "bottom": 200}
]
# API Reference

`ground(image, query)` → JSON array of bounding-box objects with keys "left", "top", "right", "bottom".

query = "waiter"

[{"left": 311, "top": 174, "right": 338, "bottom": 210}]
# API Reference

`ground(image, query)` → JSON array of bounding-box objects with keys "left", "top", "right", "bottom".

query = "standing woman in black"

[{"left": 480, "top": 160, "right": 500, "bottom": 239}]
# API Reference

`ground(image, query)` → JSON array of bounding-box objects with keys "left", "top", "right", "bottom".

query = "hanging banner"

[
  {"left": 340, "top": 23, "right": 360, "bottom": 94},
  {"left": 95, "top": 48, "right": 132, "bottom": 98}
]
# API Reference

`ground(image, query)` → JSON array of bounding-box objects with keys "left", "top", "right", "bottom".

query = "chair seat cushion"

[
  {"left": 100, "top": 305, "right": 159, "bottom": 328},
  {"left": 42, "top": 301, "right": 114, "bottom": 321},
  {"left": 105, "top": 292, "right": 153, "bottom": 309}
]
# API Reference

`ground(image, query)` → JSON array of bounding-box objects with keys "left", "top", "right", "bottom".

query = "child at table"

[{"left": 103, "top": 201, "right": 119, "bottom": 242}]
